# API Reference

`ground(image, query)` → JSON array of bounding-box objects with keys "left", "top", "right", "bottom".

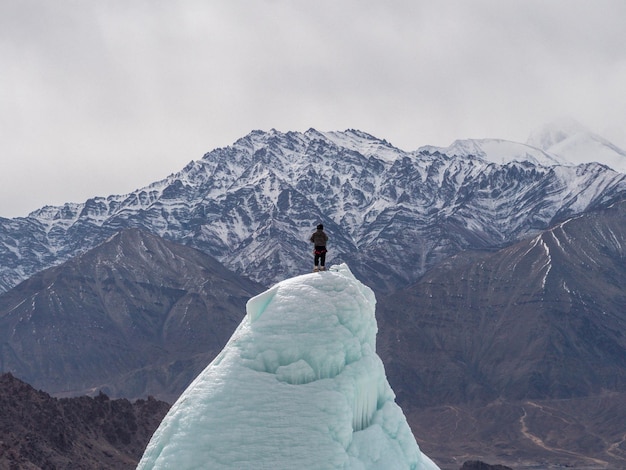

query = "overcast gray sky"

[{"left": 2, "top": 0, "right": 625, "bottom": 218}]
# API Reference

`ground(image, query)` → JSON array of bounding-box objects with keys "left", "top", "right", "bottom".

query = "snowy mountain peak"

[
  {"left": 138, "top": 264, "right": 440, "bottom": 469},
  {"left": 419, "top": 138, "right": 567, "bottom": 166},
  {"left": 231, "top": 128, "right": 400, "bottom": 163},
  {"left": 320, "top": 129, "right": 400, "bottom": 161},
  {"left": 528, "top": 119, "right": 626, "bottom": 173},
  {"left": 527, "top": 117, "right": 591, "bottom": 150}
]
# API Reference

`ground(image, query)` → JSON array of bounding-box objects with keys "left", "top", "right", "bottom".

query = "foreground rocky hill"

[{"left": 0, "top": 373, "right": 170, "bottom": 469}]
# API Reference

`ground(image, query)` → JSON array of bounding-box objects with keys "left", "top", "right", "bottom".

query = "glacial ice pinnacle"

[{"left": 137, "top": 263, "right": 440, "bottom": 469}]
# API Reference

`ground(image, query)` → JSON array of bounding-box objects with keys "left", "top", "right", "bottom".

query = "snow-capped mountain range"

[{"left": 1, "top": 122, "right": 625, "bottom": 293}]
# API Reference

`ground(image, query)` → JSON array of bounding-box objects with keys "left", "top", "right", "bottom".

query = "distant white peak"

[
  {"left": 526, "top": 118, "right": 590, "bottom": 150},
  {"left": 420, "top": 138, "right": 567, "bottom": 167},
  {"left": 528, "top": 119, "right": 626, "bottom": 173},
  {"left": 320, "top": 129, "right": 403, "bottom": 162},
  {"left": 549, "top": 133, "right": 626, "bottom": 174}
]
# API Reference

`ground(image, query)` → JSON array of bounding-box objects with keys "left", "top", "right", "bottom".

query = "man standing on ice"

[{"left": 310, "top": 224, "right": 328, "bottom": 272}]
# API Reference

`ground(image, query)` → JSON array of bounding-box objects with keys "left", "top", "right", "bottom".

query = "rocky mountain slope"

[
  {"left": 2, "top": 202, "right": 625, "bottom": 468},
  {"left": 378, "top": 199, "right": 626, "bottom": 469},
  {"left": 0, "top": 373, "right": 170, "bottom": 470},
  {"left": 1, "top": 128, "right": 625, "bottom": 294},
  {"left": 0, "top": 228, "right": 263, "bottom": 402},
  {"left": 378, "top": 198, "right": 626, "bottom": 407}
]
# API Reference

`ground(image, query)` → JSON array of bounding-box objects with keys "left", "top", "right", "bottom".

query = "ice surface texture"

[{"left": 138, "top": 264, "right": 439, "bottom": 469}]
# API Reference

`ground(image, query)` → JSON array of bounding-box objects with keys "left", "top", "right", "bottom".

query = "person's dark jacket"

[{"left": 310, "top": 229, "right": 328, "bottom": 247}]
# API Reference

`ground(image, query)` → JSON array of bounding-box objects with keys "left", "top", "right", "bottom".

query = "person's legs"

[{"left": 320, "top": 251, "right": 326, "bottom": 270}]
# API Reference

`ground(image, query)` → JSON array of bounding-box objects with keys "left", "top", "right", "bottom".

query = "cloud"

[{"left": 1, "top": 0, "right": 625, "bottom": 217}]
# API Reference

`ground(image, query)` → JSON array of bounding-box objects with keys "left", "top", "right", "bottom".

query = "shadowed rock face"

[
  {"left": 0, "top": 372, "right": 170, "bottom": 470},
  {"left": 0, "top": 228, "right": 263, "bottom": 401},
  {"left": 378, "top": 200, "right": 626, "bottom": 407},
  {"left": 376, "top": 201, "right": 626, "bottom": 469}
]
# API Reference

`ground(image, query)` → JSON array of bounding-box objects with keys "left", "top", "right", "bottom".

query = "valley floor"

[{"left": 410, "top": 392, "right": 626, "bottom": 470}]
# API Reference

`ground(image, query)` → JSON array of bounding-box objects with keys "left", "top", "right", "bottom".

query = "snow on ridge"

[
  {"left": 27, "top": 202, "right": 83, "bottom": 222},
  {"left": 548, "top": 133, "right": 626, "bottom": 174},
  {"left": 550, "top": 164, "right": 626, "bottom": 215},
  {"left": 21, "top": 125, "right": 626, "bottom": 225},
  {"left": 320, "top": 129, "right": 403, "bottom": 162},
  {"left": 419, "top": 138, "right": 567, "bottom": 167},
  {"left": 23, "top": 124, "right": 621, "bottom": 229},
  {"left": 3, "top": 125, "right": 626, "bottom": 293}
]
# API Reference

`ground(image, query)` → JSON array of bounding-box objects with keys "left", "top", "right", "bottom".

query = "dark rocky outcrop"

[
  {"left": 0, "top": 372, "right": 170, "bottom": 469},
  {"left": 460, "top": 461, "right": 512, "bottom": 470}
]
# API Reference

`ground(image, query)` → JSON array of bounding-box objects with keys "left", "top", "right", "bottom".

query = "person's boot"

[
  {"left": 320, "top": 266, "right": 326, "bottom": 271},
  {"left": 313, "top": 266, "right": 319, "bottom": 272}
]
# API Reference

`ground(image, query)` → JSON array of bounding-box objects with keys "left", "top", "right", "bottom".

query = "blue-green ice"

[{"left": 138, "top": 264, "right": 439, "bottom": 470}]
